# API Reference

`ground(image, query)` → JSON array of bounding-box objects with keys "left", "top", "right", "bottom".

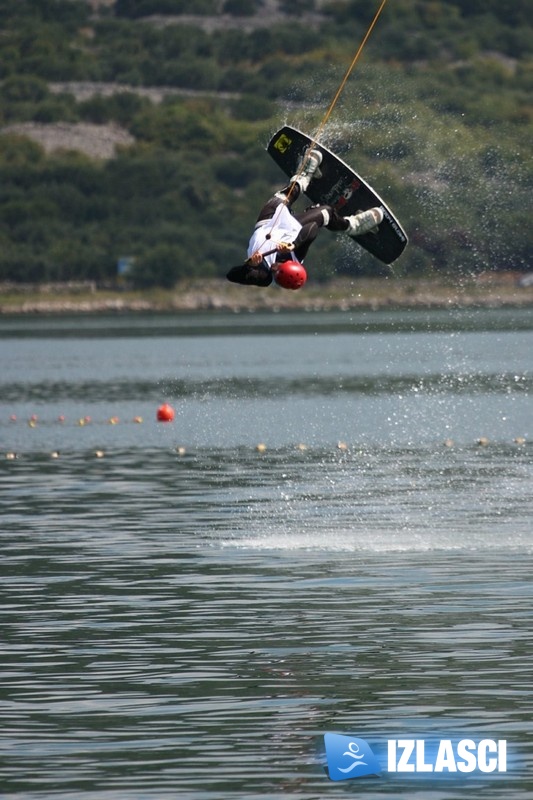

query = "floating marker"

[
  {"left": 255, "top": 443, "right": 267, "bottom": 453},
  {"left": 157, "top": 403, "right": 175, "bottom": 422}
]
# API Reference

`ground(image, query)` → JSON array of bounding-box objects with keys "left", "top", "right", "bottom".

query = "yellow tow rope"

[
  {"left": 251, "top": 0, "right": 389, "bottom": 261},
  {"left": 290, "top": 0, "right": 389, "bottom": 195}
]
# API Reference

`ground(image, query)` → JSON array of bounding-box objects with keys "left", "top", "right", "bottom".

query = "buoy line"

[
  {"left": 3, "top": 438, "right": 528, "bottom": 461},
  {"left": 5, "top": 403, "right": 178, "bottom": 426}
]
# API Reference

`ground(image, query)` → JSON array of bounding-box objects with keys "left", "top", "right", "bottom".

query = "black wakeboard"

[{"left": 267, "top": 125, "right": 408, "bottom": 265}]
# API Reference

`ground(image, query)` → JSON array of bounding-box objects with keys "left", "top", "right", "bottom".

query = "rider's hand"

[{"left": 247, "top": 251, "right": 263, "bottom": 266}]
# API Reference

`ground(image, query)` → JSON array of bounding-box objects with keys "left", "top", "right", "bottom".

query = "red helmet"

[{"left": 274, "top": 260, "right": 307, "bottom": 290}]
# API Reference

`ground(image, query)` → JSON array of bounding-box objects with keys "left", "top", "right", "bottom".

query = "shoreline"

[{"left": 1, "top": 276, "right": 532, "bottom": 315}]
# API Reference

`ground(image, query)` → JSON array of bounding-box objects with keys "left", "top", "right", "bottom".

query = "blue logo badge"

[{"left": 324, "top": 733, "right": 381, "bottom": 780}]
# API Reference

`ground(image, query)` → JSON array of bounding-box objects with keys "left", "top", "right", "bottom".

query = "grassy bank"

[{"left": 1, "top": 275, "right": 532, "bottom": 315}]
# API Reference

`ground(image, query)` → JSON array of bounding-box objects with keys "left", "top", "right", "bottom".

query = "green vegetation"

[{"left": 0, "top": 0, "right": 531, "bottom": 287}]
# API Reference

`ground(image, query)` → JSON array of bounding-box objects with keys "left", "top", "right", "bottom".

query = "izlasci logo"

[
  {"left": 324, "top": 733, "right": 508, "bottom": 781},
  {"left": 324, "top": 734, "right": 381, "bottom": 780}
]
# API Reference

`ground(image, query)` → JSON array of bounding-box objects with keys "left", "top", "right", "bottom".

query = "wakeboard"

[{"left": 267, "top": 125, "right": 408, "bottom": 265}]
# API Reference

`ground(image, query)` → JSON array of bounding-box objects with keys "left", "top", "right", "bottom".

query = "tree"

[
  {"left": 223, "top": 0, "right": 260, "bottom": 15},
  {"left": 131, "top": 243, "right": 191, "bottom": 288}
]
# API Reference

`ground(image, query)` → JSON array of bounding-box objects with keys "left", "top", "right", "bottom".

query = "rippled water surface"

[{"left": 1, "top": 309, "right": 532, "bottom": 799}]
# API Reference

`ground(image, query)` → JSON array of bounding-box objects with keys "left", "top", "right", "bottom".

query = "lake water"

[{"left": 1, "top": 307, "right": 532, "bottom": 799}]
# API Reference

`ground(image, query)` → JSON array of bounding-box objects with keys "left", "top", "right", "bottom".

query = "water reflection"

[{"left": 1, "top": 310, "right": 532, "bottom": 798}]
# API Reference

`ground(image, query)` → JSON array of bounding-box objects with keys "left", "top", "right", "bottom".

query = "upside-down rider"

[{"left": 226, "top": 148, "right": 384, "bottom": 290}]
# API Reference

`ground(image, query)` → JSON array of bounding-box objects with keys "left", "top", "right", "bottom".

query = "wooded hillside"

[{"left": 0, "top": 0, "right": 531, "bottom": 286}]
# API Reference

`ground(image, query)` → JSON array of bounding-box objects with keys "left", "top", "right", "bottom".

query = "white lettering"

[
  {"left": 498, "top": 739, "right": 507, "bottom": 772},
  {"left": 456, "top": 739, "right": 477, "bottom": 773},
  {"left": 387, "top": 739, "right": 396, "bottom": 772},
  {"left": 386, "top": 737, "right": 507, "bottom": 774},
  {"left": 478, "top": 739, "right": 498, "bottom": 773},
  {"left": 435, "top": 739, "right": 457, "bottom": 772},
  {"left": 416, "top": 739, "right": 433, "bottom": 772},
  {"left": 396, "top": 739, "right": 415, "bottom": 772}
]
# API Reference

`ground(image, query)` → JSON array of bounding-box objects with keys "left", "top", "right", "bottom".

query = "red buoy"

[{"left": 157, "top": 403, "right": 175, "bottom": 422}]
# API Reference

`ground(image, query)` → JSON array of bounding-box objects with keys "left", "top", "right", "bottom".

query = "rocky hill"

[{"left": 0, "top": 0, "right": 531, "bottom": 286}]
